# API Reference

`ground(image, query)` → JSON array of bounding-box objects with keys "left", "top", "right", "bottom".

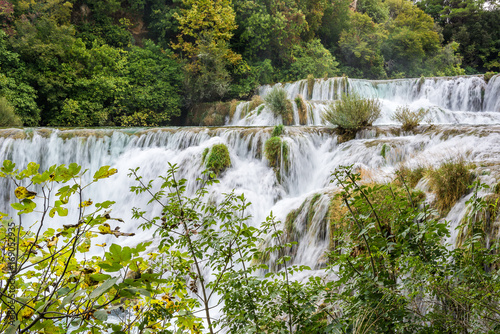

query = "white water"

[
  {"left": 231, "top": 75, "right": 500, "bottom": 126},
  {"left": 2, "top": 125, "right": 500, "bottom": 265}
]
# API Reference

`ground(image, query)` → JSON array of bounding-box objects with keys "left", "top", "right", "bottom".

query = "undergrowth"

[
  {"left": 427, "top": 158, "right": 475, "bottom": 214},
  {"left": 0, "top": 97, "right": 22, "bottom": 127}
]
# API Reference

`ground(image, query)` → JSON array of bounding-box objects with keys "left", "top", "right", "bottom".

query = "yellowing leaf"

[
  {"left": 20, "top": 304, "right": 35, "bottom": 319},
  {"left": 14, "top": 186, "right": 36, "bottom": 200},
  {"left": 98, "top": 223, "right": 111, "bottom": 234},
  {"left": 79, "top": 200, "right": 93, "bottom": 208},
  {"left": 47, "top": 237, "right": 58, "bottom": 248},
  {"left": 93, "top": 166, "right": 118, "bottom": 181}
]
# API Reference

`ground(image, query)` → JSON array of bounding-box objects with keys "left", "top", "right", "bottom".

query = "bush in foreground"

[{"left": 322, "top": 93, "right": 381, "bottom": 133}]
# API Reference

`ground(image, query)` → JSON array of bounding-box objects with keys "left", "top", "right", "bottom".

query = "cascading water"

[
  {"left": 2, "top": 125, "right": 500, "bottom": 265},
  {"left": 2, "top": 75, "right": 500, "bottom": 331},
  {"left": 232, "top": 74, "right": 500, "bottom": 126}
]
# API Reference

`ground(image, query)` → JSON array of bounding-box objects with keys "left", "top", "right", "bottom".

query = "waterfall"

[
  {"left": 233, "top": 75, "right": 500, "bottom": 126},
  {"left": 2, "top": 125, "right": 500, "bottom": 267}
]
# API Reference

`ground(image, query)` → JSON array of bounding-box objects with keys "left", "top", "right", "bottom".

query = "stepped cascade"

[
  {"left": 2, "top": 75, "right": 500, "bottom": 332},
  {"left": 1, "top": 124, "right": 500, "bottom": 267},
  {"left": 230, "top": 74, "right": 500, "bottom": 126}
]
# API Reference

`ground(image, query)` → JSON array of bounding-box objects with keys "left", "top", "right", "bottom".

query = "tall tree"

[{"left": 172, "top": 0, "right": 242, "bottom": 104}]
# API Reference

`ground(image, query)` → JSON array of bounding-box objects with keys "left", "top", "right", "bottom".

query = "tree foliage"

[{"left": 0, "top": 0, "right": 497, "bottom": 125}]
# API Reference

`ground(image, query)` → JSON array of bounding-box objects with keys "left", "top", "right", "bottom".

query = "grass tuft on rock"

[
  {"left": 271, "top": 124, "right": 284, "bottom": 137},
  {"left": 396, "top": 165, "right": 426, "bottom": 188},
  {"left": 391, "top": 105, "right": 428, "bottom": 132},
  {"left": 427, "top": 159, "right": 475, "bottom": 214},
  {"left": 295, "top": 94, "right": 308, "bottom": 125},
  {"left": 322, "top": 93, "right": 381, "bottom": 134},
  {"left": 307, "top": 74, "right": 315, "bottom": 99},
  {"left": 264, "top": 136, "right": 289, "bottom": 180}
]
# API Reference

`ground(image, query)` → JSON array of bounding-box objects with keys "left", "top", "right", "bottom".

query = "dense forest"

[{"left": 0, "top": 0, "right": 499, "bottom": 127}]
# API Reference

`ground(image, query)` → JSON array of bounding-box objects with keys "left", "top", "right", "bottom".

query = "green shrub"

[
  {"left": 271, "top": 124, "right": 284, "bottom": 137},
  {"left": 427, "top": 159, "right": 475, "bottom": 214},
  {"left": 322, "top": 93, "right": 381, "bottom": 133},
  {"left": 0, "top": 97, "right": 22, "bottom": 127},
  {"left": 264, "top": 86, "right": 294, "bottom": 125},
  {"left": 264, "top": 136, "right": 289, "bottom": 180},
  {"left": 484, "top": 71, "right": 497, "bottom": 83},
  {"left": 204, "top": 144, "right": 231, "bottom": 176},
  {"left": 391, "top": 105, "right": 428, "bottom": 131}
]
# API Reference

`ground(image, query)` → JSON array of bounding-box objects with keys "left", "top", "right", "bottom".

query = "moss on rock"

[
  {"left": 264, "top": 136, "right": 289, "bottom": 180},
  {"left": 203, "top": 144, "right": 231, "bottom": 176}
]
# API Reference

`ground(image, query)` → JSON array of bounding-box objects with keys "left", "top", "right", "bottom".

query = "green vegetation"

[
  {"left": 271, "top": 124, "right": 285, "bottom": 137},
  {"left": 263, "top": 86, "right": 294, "bottom": 125},
  {"left": 187, "top": 101, "right": 233, "bottom": 126},
  {"left": 0, "top": 97, "right": 22, "bottom": 127},
  {"left": 484, "top": 71, "right": 497, "bottom": 83},
  {"left": 397, "top": 165, "right": 426, "bottom": 188},
  {"left": 3, "top": 160, "right": 500, "bottom": 333},
  {"left": 264, "top": 136, "right": 289, "bottom": 180},
  {"left": 323, "top": 93, "right": 381, "bottom": 133},
  {"left": 427, "top": 159, "right": 476, "bottom": 214},
  {"left": 329, "top": 166, "right": 500, "bottom": 333},
  {"left": 203, "top": 144, "right": 231, "bottom": 176},
  {"left": 0, "top": 161, "right": 172, "bottom": 333},
  {"left": 307, "top": 74, "right": 315, "bottom": 99},
  {"left": 295, "top": 95, "right": 308, "bottom": 125},
  {"left": 0, "top": 0, "right": 498, "bottom": 126},
  {"left": 391, "top": 105, "right": 429, "bottom": 131},
  {"left": 249, "top": 95, "right": 264, "bottom": 111}
]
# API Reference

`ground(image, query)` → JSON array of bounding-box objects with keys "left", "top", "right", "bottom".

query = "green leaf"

[
  {"left": 90, "top": 277, "right": 119, "bottom": 299},
  {"left": 5, "top": 321, "right": 20, "bottom": 334},
  {"left": 57, "top": 287, "right": 71, "bottom": 296},
  {"left": 98, "top": 262, "right": 123, "bottom": 272},
  {"left": 90, "top": 273, "right": 112, "bottom": 282},
  {"left": 93, "top": 310, "right": 108, "bottom": 321},
  {"left": 2, "top": 160, "right": 16, "bottom": 174},
  {"left": 60, "top": 290, "right": 86, "bottom": 309},
  {"left": 93, "top": 166, "right": 118, "bottom": 181}
]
